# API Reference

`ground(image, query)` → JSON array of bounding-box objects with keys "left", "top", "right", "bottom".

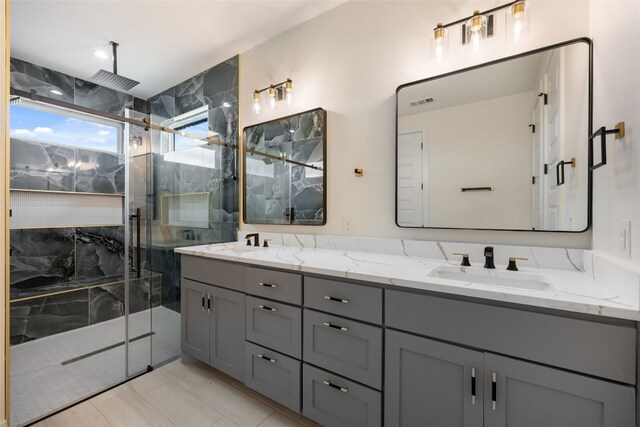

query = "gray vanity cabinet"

[
  {"left": 181, "top": 279, "right": 211, "bottom": 363},
  {"left": 209, "top": 286, "right": 246, "bottom": 381},
  {"left": 181, "top": 278, "right": 246, "bottom": 381},
  {"left": 484, "top": 353, "right": 635, "bottom": 427},
  {"left": 385, "top": 330, "right": 484, "bottom": 427}
]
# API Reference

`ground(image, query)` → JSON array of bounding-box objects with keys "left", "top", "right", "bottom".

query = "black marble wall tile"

[
  {"left": 10, "top": 290, "right": 89, "bottom": 345},
  {"left": 202, "top": 56, "right": 238, "bottom": 108},
  {"left": 10, "top": 229, "right": 75, "bottom": 298},
  {"left": 10, "top": 57, "right": 75, "bottom": 104},
  {"left": 75, "top": 149, "right": 125, "bottom": 193},
  {"left": 74, "top": 79, "right": 134, "bottom": 116},
  {"left": 133, "top": 97, "right": 150, "bottom": 114},
  {"left": 88, "top": 274, "right": 161, "bottom": 325},
  {"left": 10, "top": 138, "right": 76, "bottom": 191},
  {"left": 149, "top": 87, "right": 176, "bottom": 119},
  {"left": 75, "top": 227, "right": 125, "bottom": 281},
  {"left": 175, "top": 73, "right": 204, "bottom": 116}
]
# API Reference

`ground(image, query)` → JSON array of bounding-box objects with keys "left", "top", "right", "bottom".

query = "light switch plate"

[
  {"left": 343, "top": 216, "right": 353, "bottom": 233},
  {"left": 618, "top": 220, "right": 631, "bottom": 258}
]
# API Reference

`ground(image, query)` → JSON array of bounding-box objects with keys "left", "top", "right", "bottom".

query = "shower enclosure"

[{"left": 8, "top": 84, "right": 237, "bottom": 426}]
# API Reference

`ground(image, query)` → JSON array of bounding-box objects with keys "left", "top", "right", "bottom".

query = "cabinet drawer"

[
  {"left": 246, "top": 296, "right": 302, "bottom": 359},
  {"left": 244, "top": 341, "right": 301, "bottom": 413},
  {"left": 303, "top": 363, "right": 381, "bottom": 427},
  {"left": 182, "top": 255, "right": 245, "bottom": 292},
  {"left": 246, "top": 267, "right": 302, "bottom": 305},
  {"left": 303, "top": 309, "right": 382, "bottom": 389},
  {"left": 386, "top": 290, "right": 637, "bottom": 384},
  {"left": 304, "top": 277, "right": 382, "bottom": 324}
]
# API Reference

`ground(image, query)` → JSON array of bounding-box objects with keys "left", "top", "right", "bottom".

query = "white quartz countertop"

[{"left": 175, "top": 242, "right": 640, "bottom": 321}]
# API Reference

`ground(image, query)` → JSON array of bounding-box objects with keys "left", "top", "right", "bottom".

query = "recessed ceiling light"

[
  {"left": 50, "top": 90, "right": 63, "bottom": 95},
  {"left": 222, "top": 102, "right": 231, "bottom": 108},
  {"left": 94, "top": 50, "right": 109, "bottom": 60}
]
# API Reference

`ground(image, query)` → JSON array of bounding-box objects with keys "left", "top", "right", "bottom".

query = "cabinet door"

[
  {"left": 484, "top": 353, "right": 635, "bottom": 427},
  {"left": 209, "top": 286, "right": 245, "bottom": 381},
  {"left": 180, "top": 279, "right": 210, "bottom": 363},
  {"left": 385, "top": 330, "right": 483, "bottom": 427}
]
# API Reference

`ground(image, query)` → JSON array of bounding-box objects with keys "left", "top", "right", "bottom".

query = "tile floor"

[
  {"left": 31, "top": 359, "right": 321, "bottom": 427},
  {"left": 11, "top": 306, "right": 181, "bottom": 426}
]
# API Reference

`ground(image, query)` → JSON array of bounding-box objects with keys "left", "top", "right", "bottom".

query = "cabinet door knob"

[
  {"left": 323, "top": 322, "right": 348, "bottom": 332},
  {"left": 258, "top": 304, "right": 277, "bottom": 312},
  {"left": 323, "top": 380, "right": 348, "bottom": 393},
  {"left": 324, "top": 295, "right": 349, "bottom": 304}
]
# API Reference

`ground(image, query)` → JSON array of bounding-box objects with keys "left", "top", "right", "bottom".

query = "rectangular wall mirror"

[
  {"left": 244, "top": 108, "right": 326, "bottom": 225},
  {"left": 396, "top": 38, "right": 591, "bottom": 232}
]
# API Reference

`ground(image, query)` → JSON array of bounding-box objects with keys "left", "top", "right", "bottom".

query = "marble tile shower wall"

[
  {"left": 146, "top": 56, "right": 239, "bottom": 310},
  {"left": 10, "top": 57, "right": 148, "bottom": 115}
]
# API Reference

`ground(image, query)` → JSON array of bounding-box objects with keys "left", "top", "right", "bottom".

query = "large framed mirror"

[
  {"left": 396, "top": 38, "right": 592, "bottom": 232},
  {"left": 244, "top": 108, "right": 326, "bottom": 225}
]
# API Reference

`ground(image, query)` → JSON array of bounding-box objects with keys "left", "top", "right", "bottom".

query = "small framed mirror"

[
  {"left": 396, "top": 38, "right": 592, "bottom": 232},
  {"left": 244, "top": 108, "right": 326, "bottom": 225}
]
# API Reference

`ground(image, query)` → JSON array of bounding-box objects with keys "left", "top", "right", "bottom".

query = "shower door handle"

[{"left": 129, "top": 208, "right": 141, "bottom": 278}]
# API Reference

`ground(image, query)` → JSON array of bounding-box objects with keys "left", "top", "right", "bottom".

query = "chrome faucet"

[
  {"left": 484, "top": 246, "right": 495, "bottom": 269},
  {"left": 245, "top": 233, "right": 260, "bottom": 247}
]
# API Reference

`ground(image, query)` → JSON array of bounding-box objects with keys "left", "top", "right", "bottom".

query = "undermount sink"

[{"left": 428, "top": 265, "right": 554, "bottom": 291}]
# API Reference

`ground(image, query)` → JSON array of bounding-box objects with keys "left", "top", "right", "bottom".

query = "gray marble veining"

[
  {"left": 10, "top": 58, "right": 75, "bottom": 104},
  {"left": 74, "top": 79, "right": 133, "bottom": 116}
]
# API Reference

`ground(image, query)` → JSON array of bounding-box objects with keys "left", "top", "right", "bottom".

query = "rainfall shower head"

[{"left": 90, "top": 41, "right": 139, "bottom": 92}]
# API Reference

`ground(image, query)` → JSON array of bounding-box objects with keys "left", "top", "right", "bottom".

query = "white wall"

[
  {"left": 399, "top": 92, "right": 534, "bottom": 229},
  {"left": 589, "top": 0, "right": 640, "bottom": 266},
  {"left": 240, "top": 1, "right": 593, "bottom": 248}
]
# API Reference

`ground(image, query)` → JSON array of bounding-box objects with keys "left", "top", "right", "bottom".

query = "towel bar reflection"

[{"left": 461, "top": 187, "right": 493, "bottom": 192}]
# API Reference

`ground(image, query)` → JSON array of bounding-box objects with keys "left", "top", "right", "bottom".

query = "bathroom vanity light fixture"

[
  {"left": 431, "top": 1, "right": 531, "bottom": 60},
  {"left": 252, "top": 79, "right": 294, "bottom": 113}
]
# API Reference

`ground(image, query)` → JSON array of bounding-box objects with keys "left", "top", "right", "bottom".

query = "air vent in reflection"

[{"left": 409, "top": 98, "right": 434, "bottom": 107}]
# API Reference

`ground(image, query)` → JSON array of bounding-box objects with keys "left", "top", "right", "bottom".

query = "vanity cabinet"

[
  {"left": 181, "top": 278, "right": 245, "bottom": 381},
  {"left": 386, "top": 329, "right": 635, "bottom": 427}
]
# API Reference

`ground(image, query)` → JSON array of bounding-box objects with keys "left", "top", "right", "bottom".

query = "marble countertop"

[{"left": 175, "top": 242, "right": 640, "bottom": 321}]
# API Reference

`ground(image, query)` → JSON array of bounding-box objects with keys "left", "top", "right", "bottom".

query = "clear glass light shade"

[
  {"left": 285, "top": 80, "right": 293, "bottom": 105},
  {"left": 506, "top": 1, "right": 530, "bottom": 42},
  {"left": 268, "top": 87, "right": 277, "bottom": 110},
  {"left": 253, "top": 92, "right": 261, "bottom": 114},
  {"left": 430, "top": 25, "right": 449, "bottom": 62},
  {"left": 465, "top": 12, "right": 488, "bottom": 53}
]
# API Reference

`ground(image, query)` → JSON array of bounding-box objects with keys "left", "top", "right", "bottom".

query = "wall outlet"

[
  {"left": 343, "top": 216, "right": 353, "bottom": 233},
  {"left": 618, "top": 220, "right": 631, "bottom": 258}
]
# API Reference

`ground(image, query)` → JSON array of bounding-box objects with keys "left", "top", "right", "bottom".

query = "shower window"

[{"left": 10, "top": 101, "right": 123, "bottom": 153}]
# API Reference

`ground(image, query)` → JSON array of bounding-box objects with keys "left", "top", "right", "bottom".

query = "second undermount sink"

[{"left": 428, "top": 265, "right": 554, "bottom": 291}]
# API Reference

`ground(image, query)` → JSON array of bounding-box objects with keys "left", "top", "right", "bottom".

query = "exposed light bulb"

[
  {"left": 431, "top": 23, "right": 448, "bottom": 62},
  {"left": 513, "top": 19, "right": 522, "bottom": 41},
  {"left": 507, "top": 1, "right": 530, "bottom": 42},
  {"left": 471, "top": 31, "right": 481, "bottom": 52},
  {"left": 253, "top": 91, "right": 261, "bottom": 114}
]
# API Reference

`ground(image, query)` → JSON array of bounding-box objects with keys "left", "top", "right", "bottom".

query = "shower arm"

[{"left": 111, "top": 41, "right": 119, "bottom": 75}]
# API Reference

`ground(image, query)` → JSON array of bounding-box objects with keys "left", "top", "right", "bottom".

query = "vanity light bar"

[{"left": 252, "top": 79, "right": 293, "bottom": 113}]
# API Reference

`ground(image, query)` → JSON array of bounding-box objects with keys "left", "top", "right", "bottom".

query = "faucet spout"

[
  {"left": 484, "top": 246, "right": 495, "bottom": 269},
  {"left": 244, "top": 233, "right": 260, "bottom": 247}
]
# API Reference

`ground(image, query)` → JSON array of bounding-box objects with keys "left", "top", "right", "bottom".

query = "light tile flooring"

[
  {"left": 32, "top": 359, "right": 321, "bottom": 427},
  {"left": 11, "top": 306, "right": 181, "bottom": 427}
]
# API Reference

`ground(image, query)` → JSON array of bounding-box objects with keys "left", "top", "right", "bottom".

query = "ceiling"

[
  {"left": 398, "top": 51, "right": 545, "bottom": 117},
  {"left": 10, "top": 0, "right": 344, "bottom": 98}
]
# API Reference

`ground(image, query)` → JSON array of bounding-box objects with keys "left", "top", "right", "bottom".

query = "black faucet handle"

[
  {"left": 453, "top": 252, "right": 471, "bottom": 267},
  {"left": 507, "top": 257, "right": 528, "bottom": 271},
  {"left": 484, "top": 246, "right": 494, "bottom": 256}
]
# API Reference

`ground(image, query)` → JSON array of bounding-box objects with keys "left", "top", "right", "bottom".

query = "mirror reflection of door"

[{"left": 397, "top": 131, "right": 425, "bottom": 227}]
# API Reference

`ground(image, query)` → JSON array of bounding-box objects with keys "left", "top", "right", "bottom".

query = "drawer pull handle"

[
  {"left": 323, "top": 380, "right": 348, "bottom": 393},
  {"left": 258, "top": 305, "right": 278, "bottom": 312},
  {"left": 324, "top": 295, "right": 349, "bottom": 304},
  {"left": 201, "top": 293, "right": 205, "bottom": 312},
  {"left": 258, "top": 282, "right": 278, "bottom": 288},
  {"left": 323, "top": 322, "right": 348, "bottom": 332},
  {"left": 207, "top": 295, "right": 211, "bottom": 313},
  {"left": 471, "top": 367, "right": 476, "bottom": 405},
  {"left": 257, "top": 354, "right": 276, "bottom": 364},
  {"left": 491, "top": 372, "right": 497, "bottom": 410}
]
